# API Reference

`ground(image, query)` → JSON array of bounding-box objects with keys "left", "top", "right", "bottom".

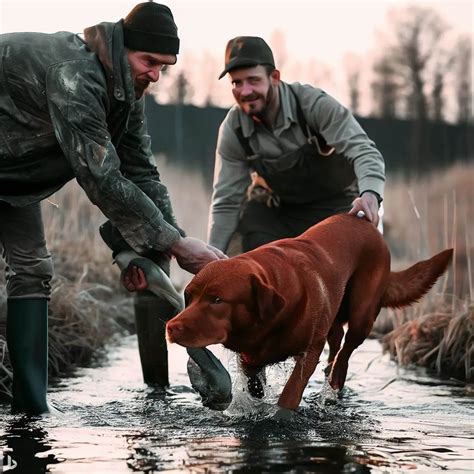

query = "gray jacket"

[
  {"left": 0, "top": 20, "right": 182, "bottom": 253},
  {"left": 208, "top": 82, "right": 385, "bottom": 251}
]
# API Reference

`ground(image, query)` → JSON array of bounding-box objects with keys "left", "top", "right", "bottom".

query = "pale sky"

[
  {"left": 0, "top": 0, "right": 472, "bottom": 110},
  {"left": 1, "top": 0, "right": 471, "bottom": 62}
]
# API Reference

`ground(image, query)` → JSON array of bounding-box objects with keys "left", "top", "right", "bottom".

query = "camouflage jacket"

[{"left": 0, "top": 20, "right": 183, "bottom": 253}]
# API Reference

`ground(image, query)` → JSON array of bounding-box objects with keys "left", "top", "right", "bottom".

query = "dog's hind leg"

[
  {"left": 328, "top": 297, "right": 380, "bottom": 390},
  {"left": 277, "top": 336, "right": 326, "bottom": 411},
  {"left": 328, "top": 268, "right": 385, "bottom": 390}
]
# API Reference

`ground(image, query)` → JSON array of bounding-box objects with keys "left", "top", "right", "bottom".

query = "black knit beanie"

[{"left": 123, "top": 2, "right": 180, "bottom": 55}]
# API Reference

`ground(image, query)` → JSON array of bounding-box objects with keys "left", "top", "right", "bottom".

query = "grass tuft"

[{"left": 375, "top": 162, "right": 473, "bottom": 381}]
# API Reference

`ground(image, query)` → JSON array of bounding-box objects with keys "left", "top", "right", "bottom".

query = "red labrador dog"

[{"left": 166, "top": 214, "right": 452, "bottom": 412}]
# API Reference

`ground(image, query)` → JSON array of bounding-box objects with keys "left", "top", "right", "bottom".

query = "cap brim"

[
  {"left": 218, "top": 69, "right": 229, "bottom": 80},
  {"left": 218, "top": 57, "right": 260, "bottom": 80}
]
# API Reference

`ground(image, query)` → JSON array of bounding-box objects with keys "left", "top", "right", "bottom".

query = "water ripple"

[{"left": 0, "top": 337, "right": 472, "bottom": 472}]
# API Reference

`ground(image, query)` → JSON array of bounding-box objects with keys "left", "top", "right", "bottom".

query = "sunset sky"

[
  {"left": 1, "top": 0, "right": 472, "bottom": 110},
  {"left": 1, "top": 1, "right": 471, "bottom": 62}
]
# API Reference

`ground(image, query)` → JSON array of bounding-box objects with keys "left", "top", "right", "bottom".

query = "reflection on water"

[
  {"left": 0, "top": 337, "right": 472, "bottom": 473},
  {"left": 1, "top": 419, "right": 61, "bottom": 472}
]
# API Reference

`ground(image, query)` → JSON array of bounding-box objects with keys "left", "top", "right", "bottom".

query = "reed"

[
  {"left": 375, "top": 162, "right": 473, "bottom": 381},
  {"left": 380, "top": 295, "right": 473, "bottom": 381}
]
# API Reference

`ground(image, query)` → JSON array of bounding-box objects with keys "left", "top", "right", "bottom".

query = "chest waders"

[{"left": 235, "top": 86, "right": 359, "bottom": 252}]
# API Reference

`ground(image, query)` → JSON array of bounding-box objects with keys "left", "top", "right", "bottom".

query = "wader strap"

[
  {"left": 288, "top": 86, "right": 335, "bottom": 156},
  {"left": 235, "top": 126, "right": 262, "bottom": 173},
  {"left": 235, "top": 126, "right": 255, "bottom": 158},
  {"left": 289, "top": 86, "right": 313, "bottom": 140}
]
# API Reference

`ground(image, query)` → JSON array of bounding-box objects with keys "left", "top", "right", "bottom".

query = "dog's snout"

[
  {"left": 168, "top": 321, "right": 184, "bottom": 332},
  {"left": 166, "top": 320, "right": 184, "bottom": 342}
]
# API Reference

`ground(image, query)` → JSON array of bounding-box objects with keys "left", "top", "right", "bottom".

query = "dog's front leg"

[
  {"left": 240, "top": 359, "right": 266, "bottom": 399},
  {"left": 277, "top": 337, "right": 326, "bottom": 411}
]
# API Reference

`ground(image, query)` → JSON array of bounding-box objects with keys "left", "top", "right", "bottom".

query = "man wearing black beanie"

[
  {"left": 122, "top": 2, "right": 179, "bottom": 98},
  {"left": 0, "top": 2, "right": 229, "bottom": 415}
]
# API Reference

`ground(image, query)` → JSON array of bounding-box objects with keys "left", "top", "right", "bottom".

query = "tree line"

[
  {"left": 145, "top": 5, "right": 472, "bottom": 180},
  {"left": 154, "top": 5, "right": 472, "bottom": 126},
  {"left": 144, "top": 97, "right": 473, "bottom": 186}
]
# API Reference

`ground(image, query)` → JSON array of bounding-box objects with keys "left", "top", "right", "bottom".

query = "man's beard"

[
  {"left": 244, "top": 85, "right": 274, "bottom": 121},
  {"left": 134, "top": 80, "right": 150, "bottom": 99}
]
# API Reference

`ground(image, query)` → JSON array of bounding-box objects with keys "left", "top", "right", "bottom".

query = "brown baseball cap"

[{"left": 218, "top": 36, "right": 275, "bottom": 79}]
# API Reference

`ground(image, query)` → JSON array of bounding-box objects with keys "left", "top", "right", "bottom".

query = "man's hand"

[
  {"left": 348, "top": 192, "right": 380, "bottom": 227},
  {"left": 170, "top": 237, "right": 228, "bottom": 274},
  {"left": 119, "top": 237, "right": 227, "bottom": 291},
  {"left": 122, "top": 264, "right": 148, "bottom": 292}
]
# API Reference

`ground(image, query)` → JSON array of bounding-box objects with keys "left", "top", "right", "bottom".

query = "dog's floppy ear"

[{"left": 250, "top": 272, "right": 286, "bottom": 320}]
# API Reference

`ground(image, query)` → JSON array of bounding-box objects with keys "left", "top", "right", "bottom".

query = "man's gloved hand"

[
  {"left": 348, "top": 191, "right": 380, "bottom": 227},
  {"left": 169, "top": 237, "right": 228, "bottom": 275}
]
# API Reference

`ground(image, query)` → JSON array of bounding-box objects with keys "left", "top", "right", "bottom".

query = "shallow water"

[{"left": 0, "top": 337, "right": 472, "bottom": 473}]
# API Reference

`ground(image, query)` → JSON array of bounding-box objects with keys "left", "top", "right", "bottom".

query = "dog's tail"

[{"left": 381, "top": 249, "right": 453, "bottom": 309}]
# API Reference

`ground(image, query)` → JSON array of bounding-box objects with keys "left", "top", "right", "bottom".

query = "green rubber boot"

[
  {"left": 134, "top": 292, "right": 177, "bottom": 387},
  {"left": 6, "top": 298, "right": 49, "bottom": 415}
]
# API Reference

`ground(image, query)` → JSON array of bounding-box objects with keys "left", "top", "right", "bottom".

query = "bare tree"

[
  {"left": 371, "top": 56, "right": 402, "bottom": 118},
  {"left": 305, "top": 59, "right": 335, "bottom": 94},
  {"left": 430, "top": 51, "right": 455, "bottom": 122},
  {"left": 452, "top": 35, "right": 472, "bottom": 124},
  {"left": 201, "top": 52, "right": 221, "bottom": 107},
  {"left": 343, "top": 53, "right": 361, "bottom": 115},
  {"left": 168, "top": 71, "right": 194, "bottom": 104},
  {"left": 373, "top": 6, "right": 448, "bottom": 121},
  {"left": 370, "top": 6, "right": 451, "bottom": 167}
]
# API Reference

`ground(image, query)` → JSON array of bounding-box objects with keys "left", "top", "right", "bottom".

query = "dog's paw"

[
  {"left": 272, "top": 407, "right": 295, "bottom": 422},
  {"left": 319, "top": 380, "right": 340, "bottom": 404},
  {"left": 247, "top": 374, "right": 265, "bottom": 399}
]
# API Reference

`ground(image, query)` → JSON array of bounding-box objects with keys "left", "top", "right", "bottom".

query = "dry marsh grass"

[
  {"left": 376, "top": 162, "right": 473, "bottom": 381},
  {"left": 380, "top": 296, "right": 473, "bottom": 381},
  {"left": 154, "top": 154, "right": 213, "bottom": 290},
  {"left": 382, "top": 163, "right": 473, "bottom": 298}
]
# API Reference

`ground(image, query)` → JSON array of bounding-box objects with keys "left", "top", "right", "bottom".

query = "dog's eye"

[{"left": 212, "top": 297, "right": 223, "bottom": 304}]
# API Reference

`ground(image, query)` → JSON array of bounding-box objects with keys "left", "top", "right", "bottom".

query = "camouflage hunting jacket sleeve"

[
  {"left": 46, "top": 59, "right": 181, "bottom": 253},
  {"left": 116, "top": 99, "right": 186, "bottom": 238}
]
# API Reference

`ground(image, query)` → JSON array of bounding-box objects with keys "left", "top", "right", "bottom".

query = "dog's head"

[{"left": 166, "top": 255, "right": 286, "bottom": 349}]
